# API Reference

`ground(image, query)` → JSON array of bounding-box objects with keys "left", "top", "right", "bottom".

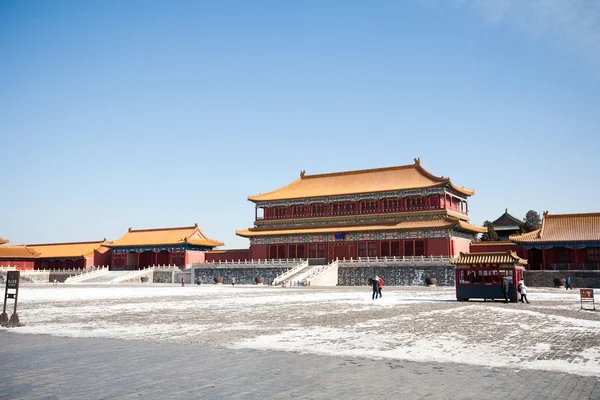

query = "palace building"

[
  {"left": 510, "top": 212, "right": 600, "bottom": 270},
  {"left": 236, "top": 159, "right": 486, "bottom": 262},
  {"left": 103, "top": 224, "right": 224, "bottom": 269}
]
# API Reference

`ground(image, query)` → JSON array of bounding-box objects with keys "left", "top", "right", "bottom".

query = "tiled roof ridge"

[
  {"left": 26, "top": 240, "right": 106, "bottom": 247},
  {"left": 248, "top": 178, "right": 302, "bottom": 201},
  {"left": 493, "top": 209, "right": 523, "bottom": 225},
  {"left": 302, "top": 162, "right": 425, "bottom": 180},
  {"left": 509, "top": 229, "right": 541, "bottom": 241},
  {"left": 471, "top": 241, "right": 518, "bottom": 245},
  {"left": 128, "top": 224, "right": 198, "bottom": 233},
  {"left": 458, "top": 250, "right": 520, "bottom": 257},
  {"left": 544, "top": 211, "right": 600, "bottom": 218}
]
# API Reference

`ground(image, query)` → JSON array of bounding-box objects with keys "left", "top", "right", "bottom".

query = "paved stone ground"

[
  {"left": 0, "top": 285, "right": 599, "bottom": 399},
  {"left": 1, "top": 333, "right": 599, "bottom": 400}
]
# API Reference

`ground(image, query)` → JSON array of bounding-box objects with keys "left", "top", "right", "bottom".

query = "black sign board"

[
  {"left": 2, "top": 270, "right": 21, "bottom": 327},
  {"left": 7, "top": 271, "right": 19, "bottom": 289}
]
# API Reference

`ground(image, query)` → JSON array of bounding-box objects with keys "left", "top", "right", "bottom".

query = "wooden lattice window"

[
  {"left": 311, "top": 203, "right": 327, "bottom": 215},
  {"left": 292, "top": 205, "right": 306, "bottom": 216},
  {"left": 587, "top": 248, "right": 600, "bottom": 263},
  {"left": 360, "top": 200, "right": 378, "bottom": 212},
  {"left": 274, "top": 207, "right": 287, "bottom": 217},
  {"left": 382, "top": 198, "right": 401, "bottom": 211},
  {"left": 404, "top": 240, "right": 424, "bottom": 257},
  {"left": 358, "top": 243, "right": 367, "bottom": 257}
]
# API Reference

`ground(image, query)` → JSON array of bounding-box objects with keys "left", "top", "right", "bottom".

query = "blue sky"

[{"left": 2, "top": 0, "right": 599, "bottom": 249}]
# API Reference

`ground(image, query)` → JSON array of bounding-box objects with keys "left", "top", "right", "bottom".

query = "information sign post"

[
  {"left": 580, "top": 289, "right": 596, "bottom": 311},
  {"left": 1, "top": 271, "right": 21, "bottom": 327}
]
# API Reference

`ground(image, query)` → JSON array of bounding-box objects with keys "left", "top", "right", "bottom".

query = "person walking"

[
  {"left": 566, "top": 276, "right": 573, "bottom": 290},
  {"left": 231, "top": 277, "right": 236, "bottom": 287},
  {"left": 378, "top": 276, "right": 384, "bottom": 298},
  {"left": 181, "top": 277, "right": 185, "bottom": 287},
  {"left": 371, "top": 276, "right": 380, "bottom": 300},
  {"left": 518, "top": 280, "right": 530, "bottom": 303},
  {"left": 501, "top": 277, "right": 509, "bottom": 303}
]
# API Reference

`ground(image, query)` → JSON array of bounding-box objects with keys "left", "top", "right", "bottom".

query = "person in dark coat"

[
  {"left": 501, "top": 277, "right": 509, "bottom": 303},
  {"left": 371, "top": 276, "right": 380, "bottom": 300}
]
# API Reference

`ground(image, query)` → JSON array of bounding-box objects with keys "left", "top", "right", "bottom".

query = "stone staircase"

[
  {"left": 67, "top": 270, "right": 132, "bottom": 284},
  {"left": 272, "top": 260, "right": 310, "bottom": 286},
  {"left": 111, "top": 267, "right": 154, "bottom": 283},
  {"left": 273, "top": 259, "right": 332, "bottom": 286},
  {"left": 64, "top": 266, "right": 110, "bottom": 283},
  {"left": 304, "top": 261, "right": 339, "bottom": 286}
]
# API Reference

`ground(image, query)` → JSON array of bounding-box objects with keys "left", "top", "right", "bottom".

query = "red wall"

[
  {"left": 250, "top": 244, "right": 268, "bottom": 260},
  {"left": 427, "top": 238, "right": 450, "bottom": 257},
  {"left": 205, "top": 249, "right": 250, "bottom": 262},
  {"left": 185, "top": 251, "right": 205, "bottom": 266},
  {"left": 470, "top": 242, "right": 527, "bottom": 258},
  {"left": 93, "top": 249, "right": 112, "bottom": 267},
  {"left": 451, "top": 237, "right": 471, "bottom": 257},
  {"left": 0, "top": 260, "right": 35, "bottom": 270}
]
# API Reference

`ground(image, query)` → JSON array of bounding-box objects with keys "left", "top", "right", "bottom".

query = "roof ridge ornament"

[
  {"left": 414, "top": 157, "right": 421, "bottom": 165},
  {"left": 300, "top": 170, "right": 306, "bottom": 178}
]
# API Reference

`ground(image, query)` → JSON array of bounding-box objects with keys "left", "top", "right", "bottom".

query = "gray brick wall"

[
  {"left": 525, "top": 270, "right": 600, "bottom": 288},
  {"left": 193, "top": 268, "right": 285, "bottom": 285},
  {"left": 338, "top": 265, "right": 455, "bottom": 286}
]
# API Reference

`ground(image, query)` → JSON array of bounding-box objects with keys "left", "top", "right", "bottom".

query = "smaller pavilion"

[
  {"left": 104, "top": 224, "right": 224, "bottom": 269},
  {"left": 510, "top": 212, "right": 600, "bottom": 270},
  {"left": 491, "top": 209, "right": 523, "bottom": 241}
]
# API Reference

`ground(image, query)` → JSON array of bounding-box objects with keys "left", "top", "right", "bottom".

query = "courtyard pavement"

[{"left": 1, "top": 284, "right": 599, "bottom": 399}]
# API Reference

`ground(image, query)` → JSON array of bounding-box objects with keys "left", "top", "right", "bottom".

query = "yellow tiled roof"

[
  {"left": 106, "top": 224, "right": 224, "bottom": 247},
  {"left": 248, "top": 158, "right": 475, "bottom": 202},
  {"left": 236, "top": 217, "right": 484, "bottom": 238},
  {"left": 0, "top": 237, "right": 8, "bottom": 245},
  {"left": 458, "top": 220, "right": 488, "bottom": 234},
  {"left": 510, "top": 212, "right": 600, "bottom": 243},
  {"left": 450, "top": 251, "right": 527, "bottom": 265},
  {"left": 0, "top": 245, "right": 39, "bottom": 259},
  {"left": 27, "top": 241, "right": 107, "bottom": 258}
]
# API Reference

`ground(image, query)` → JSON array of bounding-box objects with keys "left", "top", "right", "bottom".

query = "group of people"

[{"left": 369, "top": 275, "right": 384, "bottom": 299}]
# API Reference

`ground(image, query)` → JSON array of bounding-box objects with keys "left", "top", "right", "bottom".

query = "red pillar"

[
  {"left": 542, "top": 248, "right": 547, "bottom": 270},
  {"left": 136, "top": 251, "right": 140, "bottom": 270},
  {"left": 168, "top": 251, "right": 173, "bottom": 266},
  {"left": 154, "top": 251, "right": 158, "bottom": 266}
]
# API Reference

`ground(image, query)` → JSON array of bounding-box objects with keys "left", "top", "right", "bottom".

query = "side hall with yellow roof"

[
  {"left": 103, "top": 223, "right": 224, "bottom": 269},
  {"left": 0, "top": 240, "right": 110, "bottom": 270},
  {"left": 510, "top": 211, "right": 600, "bottom": 270},
  {"left": 236, "top": 158, "right": 485, "bottom": 262}
]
